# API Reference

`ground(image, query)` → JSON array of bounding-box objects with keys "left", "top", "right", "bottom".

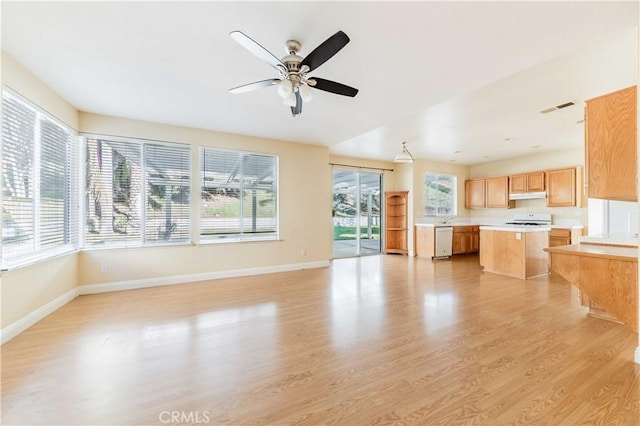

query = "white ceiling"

[{"left": 2, "top": 1, "right": 638, "bottom": 165}]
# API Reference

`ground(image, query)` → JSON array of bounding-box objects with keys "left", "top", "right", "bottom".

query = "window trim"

[
  {"left": 423, "top": 172, "right": 458, "bottom": 217},
  {"left": 1, "top": 87, "right": 79, "bottom": 271},
  {"left": 199, "top": 146, "right": 279, "bottom": 242},
  {"left": 82, "top": 133, "right": 192, "bottom": 249}
]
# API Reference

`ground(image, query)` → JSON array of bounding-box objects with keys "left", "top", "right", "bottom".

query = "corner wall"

[{"left": 1, "top": 52, "right": 81, "bottom": 330}]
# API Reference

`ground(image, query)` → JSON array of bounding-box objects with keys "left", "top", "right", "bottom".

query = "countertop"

[
  {"left": 579, "top": 233, "right": 639, "bottom": 247},
  {"left": 550, "top": 225, "right": 584, "bottom": 230},
  {"left": 544, "top": 243, "right": 638, "bottom": 262},
  {"left": 415, "top": 223, "right": 477, "bottom": 227},
  {"left": 479, "top": 225, "right": 551, "bottom": 233}
]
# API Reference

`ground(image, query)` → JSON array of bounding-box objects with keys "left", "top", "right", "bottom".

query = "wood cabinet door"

[
  {"left": 549, "top": 236, "right": 570, "bottom": 247},
  {"left": 472, "top": 231, "right": 480, "bottom": 252},
  {"left": 465, "top": 180, "right": 485, "bottom": 209},
  {"left": 461, "top": 233, "right": 473, "bottom": 253},
  {"left": 452, "top": 232, "right": 464, "bottom": 254},
  {"left": 585, "top": 86, "right": 637, "bottom": 201},
  {"left": 527, "top": 172, "right": 545, "bottom": 192},
  {"left": 547, "top": 169, "right": 576, "bottom": 207},
  {"left": 485, "top": 176, "right": 511, "bottom": 208},
  {"left": 510, "top": 175, "right": 526, "bottom": 193}
]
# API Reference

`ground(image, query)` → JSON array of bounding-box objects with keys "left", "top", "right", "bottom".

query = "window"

[
  {"left": 84, "top": 136, "right": 190, "bottom": 247},
  {"left": 200, "top": 147, "right": 277, "bottom": 241},
  {"left": 1, "top": 88, "right": 79, "bottom": 268},
  {"left": 424, "top": 173, "right": 457, "bottom": 216}
]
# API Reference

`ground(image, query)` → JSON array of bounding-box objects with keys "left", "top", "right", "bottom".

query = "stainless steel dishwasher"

[{"left": 434, "top": 226, "right": 453, "bottom": 259}]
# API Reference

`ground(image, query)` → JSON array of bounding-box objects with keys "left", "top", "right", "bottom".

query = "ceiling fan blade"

[
  {"left": 291, "top": 91, "right": 303, "bottom": 116},
  {"left": 310, "top": 78, "right": 358, "bottom": 97},
  {"left": 300, "top": 31, "right": 350, "bottom": 72},
  {"left": 229, "top": 79, "right": 281, "bottom": 94},
  {"left": 230, "top": 31, "right": 286, "bottom": 72}
]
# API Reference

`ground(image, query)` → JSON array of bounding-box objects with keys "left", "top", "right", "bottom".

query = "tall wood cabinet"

[
  {"left": 384, "top": 191, "right": 408, "bottom": 255},
  {"left": 585, "top": 85, "right": 637, "bottom": 201}
]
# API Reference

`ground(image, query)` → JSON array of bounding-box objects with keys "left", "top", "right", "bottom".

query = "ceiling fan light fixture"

[
  {"left": 277, "top": 79, "right": 293, "bottom": 97},
  {"left": 282, "top": 92, "right": 297, "bottom": 107},
  {"left": 393, "top": 141, "right": 414, "bottom": 163},
  {"left": 299, "top": 83, "right": 313, "bottom": 102}
]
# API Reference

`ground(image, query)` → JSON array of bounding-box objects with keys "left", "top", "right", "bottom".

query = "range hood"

[{"left": 509, "top": 191, "right": 547, "bottom": 200}]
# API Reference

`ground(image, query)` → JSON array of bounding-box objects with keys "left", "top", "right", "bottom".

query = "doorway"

[{"left": 332, "top": 169, "right": 382, "bottom": 258}]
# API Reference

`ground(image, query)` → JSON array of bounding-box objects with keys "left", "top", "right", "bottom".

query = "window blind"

[
  {"left": 200, "top": 147, "right": 277, "bottom": 240},
  {"left": 1, "top": 88, "right": 79, "bottom": 269},
  {"left": 85, "top": 137, "right": 190, "bottom": 247}
]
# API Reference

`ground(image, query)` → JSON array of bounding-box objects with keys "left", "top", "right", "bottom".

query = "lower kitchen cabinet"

[{"left": 452, "top": 226, "right": 479, "bottom": 255}]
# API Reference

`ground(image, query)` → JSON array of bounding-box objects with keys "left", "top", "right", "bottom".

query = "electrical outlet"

[
  {"left": 100, "top": 264, "right": 108, "bottom": 273},
  {"left": 301, "top": 249, "right": 307, "bottom": 256},
  {"left": 515, "top": 233, "right": 522, "bottom": 240}
]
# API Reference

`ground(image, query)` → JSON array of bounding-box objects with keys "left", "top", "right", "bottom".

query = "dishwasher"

[{"left": 434, "top": 226, "right": 453, "bottom": 259}]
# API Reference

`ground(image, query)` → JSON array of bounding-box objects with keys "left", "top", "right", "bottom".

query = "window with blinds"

[
  {"left": 85, "top": 136, "right": 191, "bottom": 247},
  {"left": 1, "top": 88, "right": 79, "bottom": 269},
  {"left": 200, "top": 147, "right": 277, "bottom": 241}
]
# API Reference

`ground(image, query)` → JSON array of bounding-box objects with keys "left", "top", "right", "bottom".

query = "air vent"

[{"left": 540, "top": 101, "right": 575, "bottom": 114}]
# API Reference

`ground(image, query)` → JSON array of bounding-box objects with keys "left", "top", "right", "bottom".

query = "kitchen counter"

[
  {"left": 479, "top": 227, "right": 549, "bottom": 279},
  {"left": 479, "top": 225, "right": 551, "bottom": 233},
  {"left": 579, "top": 233, "right": 638, "bottom": 247},
  {"left": 415, "top": 223, "right": 477, "bottom": 227},
  {"left": 544, "top": 243, "right": 637, "bottom": 332}
]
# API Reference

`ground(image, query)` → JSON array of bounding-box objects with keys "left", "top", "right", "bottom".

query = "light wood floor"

[{"left": 2, "top": 255, "right": 639, "bottom": 425}]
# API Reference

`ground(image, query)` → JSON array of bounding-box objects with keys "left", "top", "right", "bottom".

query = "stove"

[{"left": 504, "top": 213, "right": 552, "bottom": 227}]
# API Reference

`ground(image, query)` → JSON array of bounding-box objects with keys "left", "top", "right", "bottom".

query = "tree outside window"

[{"left": 424, "top": 173, "right": 457, "bottom": 216}]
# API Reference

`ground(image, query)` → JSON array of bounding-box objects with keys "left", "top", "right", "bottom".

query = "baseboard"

[
  {"left": 78, "top": 260, "right": 331, "bottom": 295},
  {"left": 1, "top": 288, "right": 79, "bottom": 345},
  {"left": 635, "top": 346, "right": 640, "bottom": 365}
]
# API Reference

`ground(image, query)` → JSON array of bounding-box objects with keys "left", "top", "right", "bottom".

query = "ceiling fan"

[{"left": 229, "top": 30, "right": 359, "bottom": 117}]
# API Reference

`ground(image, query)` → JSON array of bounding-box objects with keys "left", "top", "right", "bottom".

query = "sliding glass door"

[{"left": 333, "top": 169, "right": 382, "bottom": 258}]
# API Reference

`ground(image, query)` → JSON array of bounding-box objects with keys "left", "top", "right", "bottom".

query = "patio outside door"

[{"left": 333, "top": 169, "right": 382, "bottom": 258}]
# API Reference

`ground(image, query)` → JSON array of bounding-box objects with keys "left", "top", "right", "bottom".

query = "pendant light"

[{"left": 393, "top": 141, "right": 414, "bottom": 163}]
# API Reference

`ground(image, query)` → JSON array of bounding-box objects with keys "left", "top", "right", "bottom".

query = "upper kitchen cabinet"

[
  {"left": 465, "top": 179, "right": 485, "bottom": 209},
  {"left": 585, "top": 86, "right": 637, "bottom": 201},
  {"left": 509, "top": 172, "right": 545, "bottom": 194},
  {"left": 547, "top": 167, "right": 583, "bottom": 207},
  {"left": 485, "top": 176, "right": 515, "bottom": 209},
  {"left": 465, "top": 177, "right": 514, "bottom": 209}
]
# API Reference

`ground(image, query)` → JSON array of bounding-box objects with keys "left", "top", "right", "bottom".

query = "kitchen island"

[
  {"left": 479, "top": 226, "right": 550, "bottom": 279},
  {"left": 544, "top": 241, "right": 638, "bottom": 332}
]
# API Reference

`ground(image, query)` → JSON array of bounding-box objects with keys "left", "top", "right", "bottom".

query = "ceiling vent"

[{"left": 540, "top": 101, "right": 575, "bottom": 114}]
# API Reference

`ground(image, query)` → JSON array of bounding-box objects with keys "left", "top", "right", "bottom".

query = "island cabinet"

[
  {"left": 585, "top": 85, "right": 637, "bottom": 201},
  {"left": 452, "top": 226, "right": 479, "bottom": 254},
  {"left": 545, "top": 243, "right": 638, "bottom": 333},
  {"left": 509, "top": 172, "right": 545, "bottom": 193},
  {"left": 384, "top": 191, "right": 408, "bottom": 255},
  {"left": 546, "top": 167, "right": 582, "bottom": 207},
  {"left": 479, "top": 227, "right": 549, "bottom": 280}
]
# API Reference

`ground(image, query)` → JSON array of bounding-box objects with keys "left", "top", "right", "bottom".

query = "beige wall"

[
  {"left": 1, "top": 52, "right": 81, "bottom": 329},
  {"left": 412, "top": 159, "right": 470, "bottom": 223},
  {"left": 468, "top": 148, "right": 587, "bottom": 225},
  {"left": 78, "top": 113, "right": 332, "bottom": 286},
  {"left": 1, "top": 52, "right": 79, "bottom": 130}
]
